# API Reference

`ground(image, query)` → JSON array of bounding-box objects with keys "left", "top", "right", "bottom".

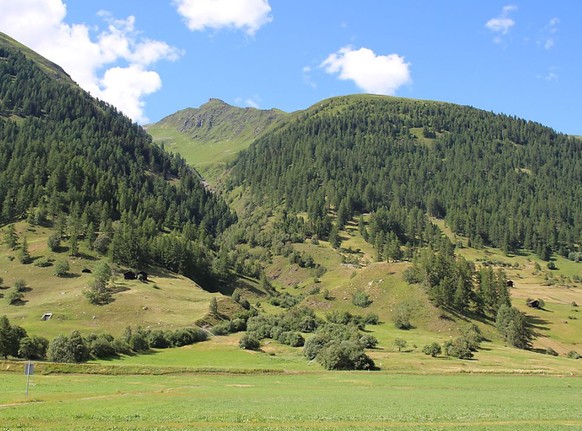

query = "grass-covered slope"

[{"left": 146, "top": 98, "right": 287, "bottom": 181}]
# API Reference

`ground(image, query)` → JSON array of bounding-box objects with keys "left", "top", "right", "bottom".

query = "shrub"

[
  {"left": 278, "top": 331, "right": 304, "bottom": 347},
  {"left": 316, "top": 340, "right": 375, "bottom": 370},
  {"left": 148, "top": 330, "right": 171, "bottom": 348},
  {"left": 54, "top": 260, "right": 70, "bottom": 277},
  {"left": 352, "top": 290, "right": 372, "bottom": 308},
  {"left": 545, "top": 347, "right": 559, "bottom": 357},
  {"left": 6, "top": 289, "right": 23, "bottom": 305},
  {"left": 47, "top": 331, "right": 89, "bottom": 363},
  {"left": 47, "top": 232, "right": 61, "bottom": 251},
  {"left": 364, "top": 313, "right": 379, "bottom": 325},
  {"left": 303, "top": 335, "right": 328, "bottom": 360},
  {"left": 18, "top": 336, "right": 49, "bottom": 360},
  {"left": 14, "top": 279, "right": 27, "bottom": 292},
  {"left": 394, "top": 338, "right": 407, "bottom": 352},
  {"left": 566, "top": 350, "right": 580, "bottom": 359},
  {"left": 239, "top": 334, "right": 260, "bottom": 350},
  {"left": 393, "top": 302, "right": 412, "bottom": 330},
  {"left": 34, "top": 258, "right": 52, "bottom": 267},
  {"left": 445, "top": 337, "right": 474, "bottom": 359},
  {"left": 88, "top": 335, "right": 117, "bottom": 359},
  {"left": 422, "top": 342, "right": 442, "bottom": 357}
]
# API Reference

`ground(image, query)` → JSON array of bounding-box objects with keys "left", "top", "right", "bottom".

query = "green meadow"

[{"left": 2, "top": 371, "right": 581, "bottom": 430}]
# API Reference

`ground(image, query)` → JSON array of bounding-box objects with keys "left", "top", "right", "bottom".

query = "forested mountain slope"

[
  {"left": 229, "top": 95, "right": 582, "bottom": 259},
  {"left": 0, "top": 32, "right": 236, "bottom": 284}
]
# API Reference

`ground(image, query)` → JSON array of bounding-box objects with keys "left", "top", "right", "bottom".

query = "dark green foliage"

[
  {"left": 6, "top": 289, "right": 23, "bottom": 305},
  {"left": 85, "top": 261, "right": 112, "bottom": 305},
  {"left": 394, "top": 338, "right": 407, "bottom": 352},
  {"left": 3, "top": 224, "right": 18, "bottom": 249},
  {"left": 567, "top": 351, "right": 580, "bottom": 359},
  {"left": 18, "top": 236, "right": 31, "bottom": 264},
  {"left": 14, "top": 279, "right": 27, "bottom": 292},
  {"left": 392, "top": 302, "right": 413, "bottom": 330},
  {"left": 351, "top": 290, "right": 372, "bottom": 308},
  {"left": 444, "top": 337, "right": 474, "bottom": 359},
  {"left": 0, "top": 43, "right": 235, "bottom": 284},
  {"left": 86, "top": 333, "right": 117, "bottom": 359},
  {"left": 18, "top": 335, "right": 49, "bottom": 360},
  {"left": 545, "top": 347, "right": 558, "bottom": 357},
  {"left": 270, "top": 292, "right": 303, "bottom": 309},
  {"left": 303, "top": 335, "right": 328, "bottom": 360},
  {"left": 229, "top": 96, "right": 582, "bottom": 260},
  {"left": 496, "top": 305, "right": 533, "bottom": 349},
  {"left": 47, "top": 331, "right": 89, "bottom": 363},
  {"left": 53, "top": 259, "right": 69, "bottom": 277},
  {"left": 0, "top": 315, "right": 28, "bottom": 358},
  {"left": 316, "top": 340, "right": 375, "bottom": 370},
  {"left": 239, "top": 334, "right": 260, "bottom": 350},
  {"left": 422, "top": 342, "right": 442, "bottom": 357},
  {"left": 406, "top": 248, "right": 510, "bottom": 317}
]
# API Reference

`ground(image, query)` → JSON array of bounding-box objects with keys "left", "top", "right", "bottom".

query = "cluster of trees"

[
  {"left": 229, "top": 95, "right": 582, "bottom": 259},
  {"left": 0, "top": 315, "right": 208, "bottom": 363},
  {"left": 422, "top": 325, "right": 484, "bottom": 360},
  {"left": 0, "top": 44, "right": 236, "bottom": 287},
  {"left": 0, "top": 316, "right": 48, "bottom": 360},
  {"left": 404, "top": 245, "right": 510, "bottom": 317}
]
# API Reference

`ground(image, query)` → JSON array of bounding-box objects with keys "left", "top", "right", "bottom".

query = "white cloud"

[
  {"left": 320, "top": 46, "right": 411, "bottom": 95},
  {"left": 486, "top": 5, "right": 517, "bottom": 42},
  {"left": 0, "top": 0, "right": 181, "bottom": 123},
  {"left": 173, "top": 0, "right": 272, "bottom": 35},
  {"left": 540, "top": 17, "right": 560, "bottom": 50}
]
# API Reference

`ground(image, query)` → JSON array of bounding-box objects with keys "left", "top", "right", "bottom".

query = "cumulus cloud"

[
  {"left": 320, "top": 46, "right": 411, "bottom": 95},
  {"left": 0, "top": 0, "right": 181, "bottom": 123},
  {"left": 486, "top": 5, "right": 517, "bottom": 43},
  {"left": 173, "top": 0, "right": 272, "bottom": 35}
]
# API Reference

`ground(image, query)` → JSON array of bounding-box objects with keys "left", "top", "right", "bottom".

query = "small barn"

[
  {"left": 82, "top": 268, "right": 92, "bottom": 274},
  {"left": 41, "top": 312, "right": 53, "bottom": 321},
  {"left": 506, "top": 280, "right": 514, "bottom": 288},
  {"left": 527, "top": 299, "right": 540, "bottom": 309},
  {"left": 124, "top": 271, "right": 137, "bottom": 280},
  {"left": 137, "top": 271, "right": 148, "bottom": 282}
]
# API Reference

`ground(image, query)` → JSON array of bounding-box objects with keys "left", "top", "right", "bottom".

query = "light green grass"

[{"left": 1, "top": 371, "right": 581, "bottom": 430}]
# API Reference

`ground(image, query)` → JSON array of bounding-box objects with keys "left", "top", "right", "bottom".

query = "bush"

[
  {"left": 445, "top": 337, "right": 474, "bottom": 359},
  {"left": 394, "top": 338, "right": 407, "bottom": 352},
  {"left": 18, "top": 336, "right": 49, "bottom": 360},
  {"left": 47, "top": 331, "right": 90, "bottom": 363},
  {"left": 88, "top": 335, "right": 117, "bottom": 359},
  {"left": 239, "top": 334, "right": 260, "bottom": 350},
  {"left": 47, "top": 232, "right": 61, "bottom": 251},
  {"left": 148, "top": 330, "right": 171, "bottom": 348},
  {"left": 34, "top": 258, "right": 52, "bottom": 267},
  {"left": 6, "top": 289, "right": 23, "bottom": 305},
  {"left": 54, "top": 260, "right": 70, "bottom": 277},
  {"left": 566, "top": 350, "right": 580, "bottom": 359},
  {"left": 316, "top": 340, "right": 375, "bottom": 370},
  {"left": 14, "top": 279, "right": 27, "bottom": 292},
  {"left": 545, "top": 347, "right": 559, "bottom": 356},
  {"left": 278, "top": 331, "right": 304, "bottom": 347},
  {"left": 351, "top": 290, "right": 372, "bottom": 308},
  {"left": 364, "top": 313, "right": 379, "bottom": 325},
  {"left": 303, "top": 335, "right": 328, "bottom": 360},
  {"left": 422, "top": 342, "right": 442, "bottom": 357}
]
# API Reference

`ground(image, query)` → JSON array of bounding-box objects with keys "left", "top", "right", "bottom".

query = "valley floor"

[{"left": 1, "top": 370, "right": 580, "bottom": 430}]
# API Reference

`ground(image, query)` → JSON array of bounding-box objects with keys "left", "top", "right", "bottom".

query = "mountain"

[
  {"left": 0, "top": 32, "right": 235, "bottom": 283},
  {"left": 228, "top": 94, "right": 582, "bottom": 260},
  {"left": 146, "top": 98, "right": 286, "bottom": 181}
]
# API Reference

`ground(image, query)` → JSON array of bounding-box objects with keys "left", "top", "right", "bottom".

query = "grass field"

[{"left": 1, "top": 371, "right": 581, "bottom": 430}]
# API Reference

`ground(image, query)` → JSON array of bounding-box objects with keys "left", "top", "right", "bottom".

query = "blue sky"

[{"left": 0, "top": 1, "right": 580, "bottom": 135}]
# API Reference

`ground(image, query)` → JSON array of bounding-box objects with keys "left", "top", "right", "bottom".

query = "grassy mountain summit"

[{"left": 146, "top": 98, "right": 287, "bottom": 182}]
